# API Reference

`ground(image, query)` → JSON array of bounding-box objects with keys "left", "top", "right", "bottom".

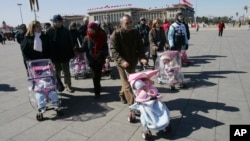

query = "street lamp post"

[{"left": 17, "top": 3, "right": 23, "bottom": 24}]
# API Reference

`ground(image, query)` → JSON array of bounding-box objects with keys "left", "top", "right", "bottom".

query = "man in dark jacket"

[
  {"left": 16, "top": 24, "right": 28, "bottom": 74},
  {"left": 78, "top": 17, "right": 89, "bottom": 39},
  {"left": 136, "top": 17, "right": 150, "bottom": 68},
  {"left": 110, "top": 14, "right": 147, "bottom": 105},
  {"left": 46, "top": 14, "right": 75, "bottom": 93}
]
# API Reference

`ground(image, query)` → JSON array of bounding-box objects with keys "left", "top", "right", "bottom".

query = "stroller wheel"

[
  {"left": 82, "top": 74, "right": 87, "bottom": 79},
  {"left": 128, "top": 112, "right": 136, "bottom": 123},
  {"left": 56, "top": 109, "right": 63, "bottom": 116},
  {"left": 36, "top": 113, "right": 43, "bottom": 121},
  {"left": 142, "top": 130, "right": 152, "bottom": 140},
  {"left": 163, "top": 124, "right": 172, "bottom": 133},
  {"left": 74, "top": 75, "right": 78, "bottom": 80}
]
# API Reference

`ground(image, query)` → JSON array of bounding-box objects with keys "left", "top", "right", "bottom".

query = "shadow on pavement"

[
  {"left": 0, "top": 84, "right": 17, "bottom": 91},
  {"left": 151, "top": 98, "right": 239, "bottom": 140},
  {"left": 184, "top": 70, "right": 246, "bottom": 88},
  {"left": 55, "top": 86, "right": 121, "bottom": 122},
  {"left": 187, "top": 55, "right": 227, "bottom": 67}
]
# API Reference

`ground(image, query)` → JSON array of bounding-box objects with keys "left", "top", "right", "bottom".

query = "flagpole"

[{"left": 195, "top": 0, "right": 197, "bottom": 24}]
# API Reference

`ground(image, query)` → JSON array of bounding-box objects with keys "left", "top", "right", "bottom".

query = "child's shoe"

[{"left": 39, "top": 107, "right": 46, "bottom": 113}]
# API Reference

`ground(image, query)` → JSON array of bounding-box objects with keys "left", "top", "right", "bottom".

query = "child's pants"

[{"left": 35, "top": 91, "right": 58, "bottom": 109}]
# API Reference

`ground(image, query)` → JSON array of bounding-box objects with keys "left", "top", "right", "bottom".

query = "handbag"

[{"left": 56, "top": 75, "right": 64, "bottom": 92}]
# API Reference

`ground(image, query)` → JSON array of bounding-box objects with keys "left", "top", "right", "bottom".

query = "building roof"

[{"left": 88, "top": 7, "right": 147, "bottom": 14}]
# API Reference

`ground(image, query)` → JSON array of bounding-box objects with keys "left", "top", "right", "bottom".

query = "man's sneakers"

[{"left": 120, "top": 96, "right": 127, "bottom": 104}]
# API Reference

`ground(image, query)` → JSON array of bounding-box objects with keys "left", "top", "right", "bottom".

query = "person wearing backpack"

[
  {"left": 167, "top": 12, "right": 188, "bottom": 88},
  {"left": 168, "top": 12, "right": 188, "bottom": 51}
]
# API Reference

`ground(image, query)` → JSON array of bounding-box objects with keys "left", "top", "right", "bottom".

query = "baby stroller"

[
  {"left": 101, "top": 56, "right": 115, "bottom": 79},
  {"left": 155, "top": 50, "right": 186, "bottom": 90},
  {"left": 69, "top": 52, "right": 89, "bottom": 80},
  {"left": 27, "top": 59, "right": 62, "bottom": 121},
  {"left": 127, "top": 70, "right": 171, "bottom": 140},
  {"left": 180, "top": 49, "right": 190, "bottom": 66}
]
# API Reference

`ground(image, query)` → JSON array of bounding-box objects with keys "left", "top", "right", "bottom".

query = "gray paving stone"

[
  {"left": 47, "top": 130, "right": 88, "bottom": 141},
  {"left": 1, "top": 27, "right": 250, "bottom": 141}
]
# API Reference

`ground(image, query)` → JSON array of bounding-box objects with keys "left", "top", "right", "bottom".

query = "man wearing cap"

[
  {"left": 46, "top": 14, "right": 75, "bottom": 93},
  {"left": 110, "top": 14, "right": 147, "bottom": 105},
  {"left": 136, "top": 17, "right": 150, "bottom": 67}
]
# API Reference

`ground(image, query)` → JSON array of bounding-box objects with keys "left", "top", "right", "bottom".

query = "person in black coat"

[
  {"left": 21, "top": 21, "right": 49, "bottom": 75},
  {"left": 78, "top": 17, "right": 89, "bottom": 39},
  {"left": 46, "top": 14, "right": 75, "bottom": 93}
]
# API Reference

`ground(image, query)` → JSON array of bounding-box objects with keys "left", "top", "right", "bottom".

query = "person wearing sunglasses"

[{"left": 21, "top": 21, "right": 49, "bottom": 76}]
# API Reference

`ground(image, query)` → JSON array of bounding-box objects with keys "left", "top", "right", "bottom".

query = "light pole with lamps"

[{"left": 17, "top": 3, "right": 23, "bottom": 24}]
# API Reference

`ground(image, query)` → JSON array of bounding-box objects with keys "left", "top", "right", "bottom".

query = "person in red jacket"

[{"left": 218, "top": 21, "right": 225, "bottom": 37}]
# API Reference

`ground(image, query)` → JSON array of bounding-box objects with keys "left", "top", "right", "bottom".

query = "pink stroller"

[
  {"left": 101, "top": 57, "right": 115, "bottom": 79},
  {"left": 127, "top": 70, "right": 171, "bottom": 139},
  {"left": 70, "top": 53, "right": 89, "bottom": 79},
  {"left": 27, "top": 59, "right": 62, "bottom": 121},
  {"left": 155, "top": 50, "right": 186, "bottom": 90},
  {"left": 180, "top": 50, "right": 190, "bottom": 66}
]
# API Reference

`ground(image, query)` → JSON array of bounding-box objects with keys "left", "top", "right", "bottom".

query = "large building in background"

[
  {"left": 87, "top": 3, "right": 194, "bottom": 25},
  {"left": 59, "top": 3, "right": 194, "bottom": 28}
]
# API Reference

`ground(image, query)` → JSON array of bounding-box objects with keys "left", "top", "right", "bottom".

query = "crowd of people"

[{"left": 9, "top": 12, "right": 193, "bottom": 106}]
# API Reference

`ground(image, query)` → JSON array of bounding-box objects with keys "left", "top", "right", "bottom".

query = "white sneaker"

[
  {"left": 53, "top": 103, "right": 59, "bottom": 110},
  {"left": 39, "top": 107, "right": 46, "bottom": 113}
]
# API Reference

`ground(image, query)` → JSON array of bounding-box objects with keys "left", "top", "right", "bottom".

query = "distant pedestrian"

[
  {"left": 110, "top": 14, "right": 148, "bottom": 105},
  {"left": 218, "top": 20, "right": 225, "bottom": 37},
  {"left": 196, "top": 24, "right": 199, "bottom": 32},
  {"left": 46, "top": 14, "right": 75, "bottom": 93},
  {"left": 16, "top": 24, "right": 27, "bottom": 45},
  {"left": 15, "top": 24, "right": 28, "bottom": 74},
  {"left": 248, "top": 21, "right": 250, "bottom": 30}
]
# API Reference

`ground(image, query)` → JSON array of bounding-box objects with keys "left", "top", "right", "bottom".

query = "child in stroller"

[
  {"left": 27, "top": 59, "right": 61, "bottom": 121},
  {"left": 70, "top": 52, "right": 88, "bottom": 79},
  {"left": 156, "top": 51, "right": 186, "bottom": 90},
  {"left": 128, "top": 70, "right": 171, "bottom": 139},
  {"left": 34, "top": 71, "right": 59, "bottom": 113}
]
